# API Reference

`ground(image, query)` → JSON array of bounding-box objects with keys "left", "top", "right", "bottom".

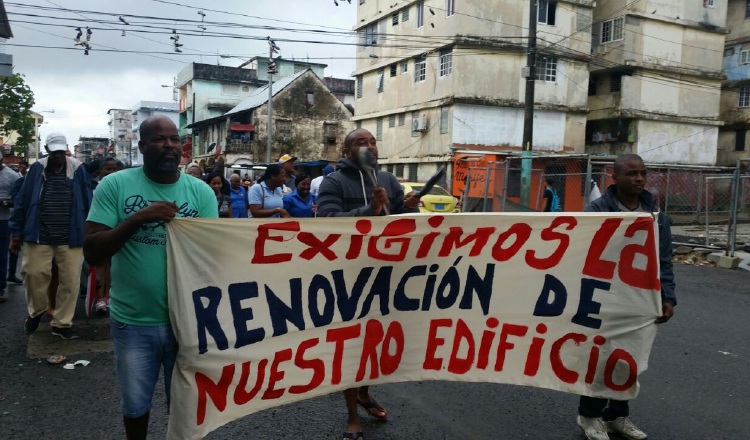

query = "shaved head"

[
  {"left": 613, "top": 154, "right": 643, "bottom": 175},
  {"left": 140, "top": 115, "right": 176, "bottom": 141},
  {"left": 344, "top": 128, "right": 370, "bottom": 150}
]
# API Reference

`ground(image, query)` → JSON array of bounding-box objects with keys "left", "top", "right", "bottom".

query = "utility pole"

[
  {"left": 521, "top": 0, "right": 537, "bottom": 207},
  {"left": 266, "top": 37, "right": 280, "bottom": 164}
]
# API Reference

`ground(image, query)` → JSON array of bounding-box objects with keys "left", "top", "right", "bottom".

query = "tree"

[{"left": 0, "top": 73, "right": 36, "bottom": 156}]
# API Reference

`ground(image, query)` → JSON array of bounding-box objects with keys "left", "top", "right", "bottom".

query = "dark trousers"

[
  {"left": 578, "top": 396, "right": 629, "bottom": 421},
  {"left": 7, "top": 243, "right": 17, "bottom": 279},
  {"left": 0, "top": 221, "right": 8, "bottom": 292}
]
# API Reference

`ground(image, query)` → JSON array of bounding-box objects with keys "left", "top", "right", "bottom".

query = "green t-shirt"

[{"left": 87, "top": 168, "right": 218, "bottom": 325}]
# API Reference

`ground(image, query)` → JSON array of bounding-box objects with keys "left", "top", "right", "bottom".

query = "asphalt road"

[{"left": 0, "top": 263, "right": 748, "bottom": 440}]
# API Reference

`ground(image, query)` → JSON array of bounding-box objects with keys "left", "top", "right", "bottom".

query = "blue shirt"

[
  {"left": 229, "top": 186, "right": 248, "bottom": 218},
  {"left": 247, "top": 181, "right": 284, "bottom": 218},
  {"left": 283, "top": 190, "right": 317, "bottom": 218}
]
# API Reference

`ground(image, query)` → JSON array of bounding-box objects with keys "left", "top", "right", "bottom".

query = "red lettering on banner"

[
  {"left": 619, "top": 218, "right": 659, "bottom": 290},
  {"left": 262, "top": 348, "right": 293, "bottom": 400},
  {"left": 415, "top": 216, "right": 445, "bottom": 258},
  {"left": 356, "top": 320, "right": 385, "bottom": 381},
  {"left": 438, "top": 227, "right": 496, "bottom": 257},
  {"left": 234, "top": 359, "right": 267, "bottom": 405},
  {"left": 586, "top": 335, "right": 606, "bottom": 384},
  {"left": 477, "top": 317, "right": 499, "bottom": 370},
  {"left": 447, "top": 319, "right": 476, "bottom": 374},
  {"left": 298, "top": 232, "right": 341, "bottom": 261},
  {"left": 582, "top": 218, "right": 622, "bottom": 280},
  {"left": 604, "top": 348, "right": 638, "bottom": 392},
  {"left": 367, "top": 219, "right": 416, "bottom": 262},
  {"left": 326, "top": 324, "right": 362, "bottom": 385},
  {"left": 423, "top": 319, "right": 453, "bottom": 370},
  {"left": 495, "top": 323, "right": 529, "bottom": 371},
  {"left": 550, "top": 333, "right": 587, "bottom": 384},
  {"left": 525, "top": 217, "right": 577, "bottom": 270},
  {"left": 491, "top": 223, "right": 532, "bottom": 262},
  {"left": 380, "top": 321, "right": 405, "bottom": 375},
  {"left": 195, "top": 363, "right": 235, "bottom": 426},
  {"left": 252, "top": 222, "right": 300, "bottom": 264},
  {"left": 289, "top": 338, "right": 325, "bottom": 394},
  {"left": 523, "top": 323, "right": 547, "bottom": 377}
]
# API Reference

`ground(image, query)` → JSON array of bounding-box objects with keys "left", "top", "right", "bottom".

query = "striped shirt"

[{"left": 39, "top": 168, "right": 72, "bottom": 245}]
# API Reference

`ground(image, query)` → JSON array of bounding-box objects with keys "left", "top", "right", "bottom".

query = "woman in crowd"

[
  {"left": 228, "top": 174, "right": 248, "bottom": 218},
  {"left": 206, "top": 172, "right": 232, "bottom": 218},
  {"left": 247, "top": 164, "right": 290, "bottom": 218},
  {"left": 186, "top": 163, "right": 202, "bottom": 178},
  {"left": 283, "top": 173, "right": 317, "bottom": 218}
]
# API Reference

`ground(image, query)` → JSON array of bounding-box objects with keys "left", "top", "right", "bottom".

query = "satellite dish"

[{"left": 207, "top": 142, "right": 217, "bottom": 153}]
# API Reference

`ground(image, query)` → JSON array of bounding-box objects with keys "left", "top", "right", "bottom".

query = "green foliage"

[{"left": 0, "top": 74, "right": 36, "bottom": 155}]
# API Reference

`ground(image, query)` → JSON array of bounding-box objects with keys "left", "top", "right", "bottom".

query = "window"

[
  {"left": 601, "top": 17, "right": 624, "bottom": 43},
  {"left": 392, "top": 13, "right": 399, "bottom": 26},
  {"left": 324, "top": 123, "right": 338, "bottom": 143},
  {"left": 221, "top": 83, "right": 239, "bottom": 95},
  {"left": 704, "top": 0, "right": 714, "bottom": 7},
  {"left": 736, "top": 130, "right": 747, "bottom": 151},
  {"left": 276, "top": 119, "right": 291, "bottom": 137},
  {"left": 390, "top": 64, "right": 397, "bottom": 77},
  {"left": 747, "top": 0, "right": 750, "bottom": 19},
  {"left": 417, "top": 1, "right": 424, "bottom": 28},
  {"left": 376, "top": 118, "right": 383, "bottom": 140},
  {"left": 439, "top": 48, "right": 453, "bottom": 77},
  {"left": 535, "top": 55, "right": 557, "bottom": 82},
  {"left": 305, "top": 92, "right": 315, "bottom": 106},
  {"left": 414, "top": 56, "right": 426, "bottom": 83},
  {"left": 363, "top": 23, "right": 378, "bottom": 46},
  {"left": 611, "top": 74, "right": 622, "bottom": 92},
  {"left": 446, "top": 0, "right": 455, "bottom": 17},
  {"left": 408, "top": 164, "right": 418, "bottom": 181},
  {"left": 389, "top": 114, "right": 396, "bottom": 127},
  {"left": 402, "top": 7, "right": 410, "bottom": 22},
  {"left": 411, "top": 111, "right": 419, "bottom": 137},
  {"left": 396, "top": 164, "right": 404, "bottom": 177},
  {"left": 400, "top": 60, "right": 408, "bottom": 73},
  {"left": 739, "top": 87, "right": 750, "bottom": 107},
  {"left": 440, "top": 107, "right": 449, "bottom": 133},
  {"left": 741, "top": 50, "right": 750, "bottom": 65},
  {"left": 538, "top": 0, "right": 557, "bottom": 25},
  {"left": 356, "top": 120, "right": 362, "bottom": 129},
  {"left": 356, "top": 75, "right": 363, "bottom": 98},
  {"left": 377, "top": 68, "right": 384, "bottom": 93},
  {"left": 398, "top": 113, "right": 406, "bottom": 126},
  {"left": 588, "top": 76, "right": 597, "bottom": 96}
]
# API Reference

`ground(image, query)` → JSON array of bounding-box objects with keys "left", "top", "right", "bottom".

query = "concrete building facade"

[
  {"left": 188, "top": 69, "right": 354, "bottom": 171},
  {"left": 353, "top": 0, "right": 594, "bottom": 183},
  {"left": 586, "top": 0, "right": 726, "bottom": 165},
  {"left": 107, "top": 108, "right": 133, "bottom": 163},
  {"left": 718, "top": 0, "right": 750, "bottom": 166}
]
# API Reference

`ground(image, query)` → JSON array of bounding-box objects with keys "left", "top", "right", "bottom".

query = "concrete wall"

[
  {"left": 636, "top": 120, "right": 718, "bottom": 164},
  {"left": 717, "top": 129, "right": 750, "bottom": 166}
]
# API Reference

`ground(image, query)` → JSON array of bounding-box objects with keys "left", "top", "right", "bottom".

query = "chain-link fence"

[{"left": 457, "top": 155, "right": 750, "bottom": 251}]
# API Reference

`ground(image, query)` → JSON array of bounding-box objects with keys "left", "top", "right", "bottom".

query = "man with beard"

[
  {"left": 317, "top": 128, "right": 420, "bottom": 440},
  {"left": 10, "top": 133, "right": 92, "bottom": 338},
  {"left": 84, "top": 115, "right": 217, "bottom": 439}
]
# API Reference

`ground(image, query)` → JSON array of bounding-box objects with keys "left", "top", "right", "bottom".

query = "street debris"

[{"left": 62, "top": 360, "right": 91, "bottom": 370}]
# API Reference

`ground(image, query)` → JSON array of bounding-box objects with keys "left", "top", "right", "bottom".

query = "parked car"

[{"left": 401, "top": 182, "right": 459, "bottom": 213}]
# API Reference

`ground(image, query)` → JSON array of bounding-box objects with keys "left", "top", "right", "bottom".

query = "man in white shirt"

[{"left": 310, "top": 165, "right": 334, "bottom": 198}]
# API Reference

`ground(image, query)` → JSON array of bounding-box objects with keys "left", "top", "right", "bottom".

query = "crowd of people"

[{"left": 0, "top": 116, "right": 675, "bottom": 440}]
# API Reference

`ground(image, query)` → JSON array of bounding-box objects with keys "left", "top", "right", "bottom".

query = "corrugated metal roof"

[{"left": 226, "top": 68, "right": 309, "bottom": 116}]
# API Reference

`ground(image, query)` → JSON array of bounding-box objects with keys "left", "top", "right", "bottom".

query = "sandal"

[
  {"left": 342, "top": 432, "right": 363, "bottom": 440},
  {"left": 357, "top": 397, "right": 387, "bottom": 420}
]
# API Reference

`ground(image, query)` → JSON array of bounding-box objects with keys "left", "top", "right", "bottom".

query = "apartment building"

[
  {"left": 353, "top": 0, "right": 594, "bottom": 182},
  {"left": 718, "top": 0, "right": 750, "bottom": 165},
  {"left": 586, "top": 0, "right": 726, "bottom": 165},
  {"left": 106, "top": 108, "right": 133, "bottom": 163}
]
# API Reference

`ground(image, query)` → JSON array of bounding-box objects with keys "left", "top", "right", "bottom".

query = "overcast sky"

[{"left": 5, "top": 0, "right": 357, "bottom": 149}]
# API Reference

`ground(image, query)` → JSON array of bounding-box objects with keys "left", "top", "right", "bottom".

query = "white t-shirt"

[{"left": 310, "top": 175, "right": 325, "bottom": 197}]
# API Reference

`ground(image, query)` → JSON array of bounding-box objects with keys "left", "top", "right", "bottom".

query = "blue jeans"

[{"left": 110, "top": 318, "right": 178, "bottom": 418}]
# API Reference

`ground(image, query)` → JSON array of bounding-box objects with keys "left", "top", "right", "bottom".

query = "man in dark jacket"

[
  {"left": 576, "top": 153, "right": 676, "bottom": 440},
  {"left": 10, "top": 133, "right": 92, "bottom": 339},
  {"left": 318, "top": 128, "right": 420, "bottom": 440}
]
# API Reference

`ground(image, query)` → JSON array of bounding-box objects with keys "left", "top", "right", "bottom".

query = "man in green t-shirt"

[{"left": 84, "top": 115, "right": 217, "bottom": 439}]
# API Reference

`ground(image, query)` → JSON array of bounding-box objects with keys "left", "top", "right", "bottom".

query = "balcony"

[{"left": 225, "top": 141, "right": 254, "bottom": 155}]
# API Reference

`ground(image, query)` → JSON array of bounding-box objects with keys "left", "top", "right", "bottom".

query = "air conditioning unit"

[{"left": 412, "top": 114, "right": 428, "bottom": 132}]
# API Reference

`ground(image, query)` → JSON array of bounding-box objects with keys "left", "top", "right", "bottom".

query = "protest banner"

[{"left": 165, "top": 213, "right": 662, "bottom": 439}]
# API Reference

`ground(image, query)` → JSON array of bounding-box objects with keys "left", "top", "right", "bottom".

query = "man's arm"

[
  {"left": 656, "top": 212, "right": 676, "bottom": 323},
  {"left": 84, "top": 202, "right": 179, "bottom": 265},
  {"left": 317, "top": 175, "right": 385, "bottom": 217}
]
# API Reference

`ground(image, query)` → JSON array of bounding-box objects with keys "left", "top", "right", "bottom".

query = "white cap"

[{"left": 45, "top": 133, "right": 68, "bottom": 152}]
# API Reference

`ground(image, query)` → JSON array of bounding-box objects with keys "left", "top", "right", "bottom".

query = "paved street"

[{"left": 0, "top": 263, "right": 748, "bottom": 440}]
